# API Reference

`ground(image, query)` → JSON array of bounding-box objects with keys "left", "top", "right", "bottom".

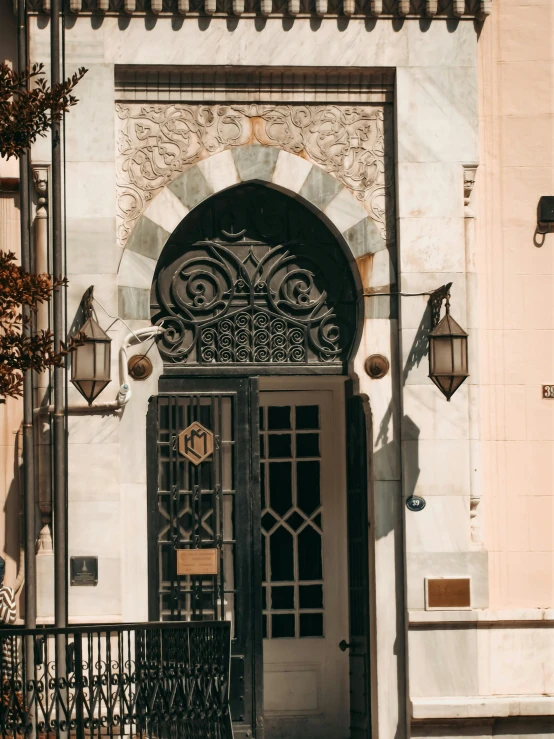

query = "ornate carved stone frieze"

[{"left": 116, "top": 103, "right": 392, "bottom": 248}]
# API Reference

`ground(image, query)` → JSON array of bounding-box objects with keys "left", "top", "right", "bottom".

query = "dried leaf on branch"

[
  {"left": 0, "top": 251, "right": 82, "bottom": 403},
  {"left": 0, "top": 62, "right": 87, "bottom": 159}
]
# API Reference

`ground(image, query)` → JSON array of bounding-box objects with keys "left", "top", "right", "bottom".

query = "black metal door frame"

[
  {"left": 346, "top": 392, "right": 372, "bottom": 739},
  {"left": 147, "top": 376, "right": 262, "bottom": 738}
]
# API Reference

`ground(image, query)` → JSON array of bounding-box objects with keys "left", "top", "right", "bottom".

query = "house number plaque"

[
  {"left": 542, "top": 385, "right": 554, "bottom": 398},
  {"left": 176, "top": 549, "right": 218, "bottom": 576}
]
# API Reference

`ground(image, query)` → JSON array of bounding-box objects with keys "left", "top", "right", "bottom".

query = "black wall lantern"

[
  {"left": 537, "top": 196, "right": 554, "bottom": 233},
  {"left": 71, "top": 287, "right": 112, "bottom": 404},
  {"left": 428, "top": 288, "right": 469, "bottom": 401}
]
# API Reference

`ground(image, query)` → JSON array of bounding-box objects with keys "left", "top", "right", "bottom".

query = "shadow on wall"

[
  {"left": 366, "top": 305, "right": 430, "bottom": 739},
  {"left": 4, "top": 425, "right": 22, "bottom": 610},
  {"left": 371, "top": 293, "right": 430, "bottom": 539}
]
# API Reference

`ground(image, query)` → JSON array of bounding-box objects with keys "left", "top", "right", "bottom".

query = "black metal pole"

[
  {"left": 17, "top": 0, "right": 37, "bottom": 634},
  {"left": 18, "top": 3, "right": 37, "bottom": 736},
  {"left": 50, "top": 0, "right": 67, "bottom": 630}
]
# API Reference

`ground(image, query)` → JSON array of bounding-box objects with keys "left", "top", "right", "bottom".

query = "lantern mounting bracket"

[
  {"left": 429, "top": 282, "right": 453, "bottom": 329},
  {"left": 362, "top": 281, "right": 453, "bottom": 328}
]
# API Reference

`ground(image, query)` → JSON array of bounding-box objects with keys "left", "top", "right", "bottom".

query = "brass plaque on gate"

[
  {"left": 426, "top": 578, "right": 471, "bottom": 609},
  {"left": 176, "top": 549, "right": 218, "bottom": 576}
]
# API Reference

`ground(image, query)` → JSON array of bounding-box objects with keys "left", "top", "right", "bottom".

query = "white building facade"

[{"left": 1, "top": 1, "right": 554, "bottom": 738}]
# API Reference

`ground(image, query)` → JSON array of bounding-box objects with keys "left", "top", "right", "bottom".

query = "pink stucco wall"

[{"left": 478, "top": 0, "right": 554, "bottom": 607}]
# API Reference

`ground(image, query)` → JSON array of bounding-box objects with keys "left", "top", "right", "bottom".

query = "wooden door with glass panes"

[{"left": 259, "top": 390, "right": 350, "bottom": 739}]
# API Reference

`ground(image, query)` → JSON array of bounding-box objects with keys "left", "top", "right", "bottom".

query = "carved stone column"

[
  {"left": 32, "top": 164, "right": 53, "bottom": 555},
  {"left": 463, "top": 164, "right": 483, "bottom": 549}
]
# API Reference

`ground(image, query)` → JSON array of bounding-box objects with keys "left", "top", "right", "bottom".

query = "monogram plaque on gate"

[{"left": 178, "top": 421, "right": 214, "bottom": 465}]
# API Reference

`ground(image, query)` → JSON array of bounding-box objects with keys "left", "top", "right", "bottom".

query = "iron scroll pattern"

[
  {"left": 152, "top": 223, "right": 356, "bottom": 366},
  {"left": 116, "top": 103, "right": 393, "bottom": 247},
  {"left": 0, "top": 622, "right": 232, "bottom": 739}
]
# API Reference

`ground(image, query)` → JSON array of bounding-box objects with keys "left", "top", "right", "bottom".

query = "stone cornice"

[{"left": 23, "top": 0, "right": 491, "bottom": 19}]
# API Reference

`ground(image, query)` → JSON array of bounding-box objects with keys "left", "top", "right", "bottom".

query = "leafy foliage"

[
  {"left": 0, "top": 62, "right": 88, "bottom": 400},
  {"left": 0, "top": 62, "right": 87, "bottom": 159},
  {"left": 0, "top": 251, "right": 80, "bottom": 403}
]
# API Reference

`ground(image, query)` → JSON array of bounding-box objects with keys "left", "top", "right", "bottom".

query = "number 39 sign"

[{"left": 543, "top": 386, "right": 554, "bottom": 399}]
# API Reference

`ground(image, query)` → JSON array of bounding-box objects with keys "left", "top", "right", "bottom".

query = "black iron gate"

[{"left": 147, "top": 378, "right": 262, "bottom": 738}]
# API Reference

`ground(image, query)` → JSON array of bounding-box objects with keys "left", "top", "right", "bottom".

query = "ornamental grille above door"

[{"left": 151, "top": 184, "right": 359, "bottom": 373}]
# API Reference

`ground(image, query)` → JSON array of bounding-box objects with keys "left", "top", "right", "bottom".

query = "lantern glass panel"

[
  {"left": 76, "top": 380, "right": 95, "bottom": 401},
  {"left": 431, "top": 336, "right": 453, "bottom": 374},
  {"left": 95, "top": 341, "right": 111, "bottom": 381},
  {"left": 452, "top": 336, "right": 468, "bottom": 374},
  {"left": 73, "top": 341, "right": 96, "bottom": 379}
]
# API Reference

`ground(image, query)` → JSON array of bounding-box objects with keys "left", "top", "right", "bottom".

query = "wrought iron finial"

[{"left": 82, "top": 286, "right": 94, "bottom": 319}]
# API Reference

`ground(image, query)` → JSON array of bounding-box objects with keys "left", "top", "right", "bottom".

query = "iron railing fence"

[{"left": 0, "top": 621, "right": 232, "bottom": 739}]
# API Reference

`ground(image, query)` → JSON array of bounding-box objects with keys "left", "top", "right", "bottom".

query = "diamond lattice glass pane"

[
  {"left": 298, "top": 526, "right": 322, "bottom": 581},
  {"left": 271, "top": 586, "right": 294, "bottom": 610},
  {"left": 270, "top": 526, "right": 294, "bottom": 581},
  {"left": 268, "top": 434, "right": 292, "bottom": 458},
  {"left": 296, "top": 405, "right": 319, "bottom": 430},
  {"left": 297, "top": 461, "right": 320, "bottom": 516},
  {"left": 269, "top": 462, "right": 292, "bottom": 516},
  {"left": 179, "top": 512, "right": 193, "bottom": 533},
  {"left": 299, "top": 613, "right": 323, "bottom": 638},
  {"left": 262, "top": 511, "right": 278, "bottom": 532},
  {"left": 272, "top": 614, "right": 295, "bottom": 638},
  {"left": 285, "top": 510, "right": 305, "bottom": 531},
  {"left": 268, "top": 406, "right": 291, "bottom": 430},
  {"left": 296, "top": 433, "right": 319, "bottom": 457}
]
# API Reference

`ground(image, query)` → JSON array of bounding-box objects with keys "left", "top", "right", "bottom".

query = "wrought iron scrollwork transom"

[{"left": 151, "top": 184, "right": 358, "bottom": 368}]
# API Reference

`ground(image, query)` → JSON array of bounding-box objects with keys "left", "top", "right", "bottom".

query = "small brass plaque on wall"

[
  {"left": 425, "top": 577, "right": 471, "bottom": 610},
  {"left": 70, "top": 556, "right": 98, "bottom": 586},
  {"left": 177, "top": 549, "right": 218, "bottom": 576}
]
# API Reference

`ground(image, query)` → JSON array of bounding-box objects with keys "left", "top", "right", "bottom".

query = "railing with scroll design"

[{"left": 0, "top": 621, "right": 232, "bottom": 739}]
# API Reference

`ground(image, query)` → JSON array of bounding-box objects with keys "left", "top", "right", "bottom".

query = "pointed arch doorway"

[{"left": 146, "top": 182, "right": 371, "bottom": 739}]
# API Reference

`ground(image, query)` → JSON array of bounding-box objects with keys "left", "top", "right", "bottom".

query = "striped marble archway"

[{"left": 117, "top": 146, "right": 395, "bottom": 322}]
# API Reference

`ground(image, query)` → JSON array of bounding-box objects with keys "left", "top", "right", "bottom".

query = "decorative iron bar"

[
  {"left": 0, "top": 621, "right": 232, "bottom": 739},
  {"left": 151, "top": 184, "right": 358, "bottom": 368}
]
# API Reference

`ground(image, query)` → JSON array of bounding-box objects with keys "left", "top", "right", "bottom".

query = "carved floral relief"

[{"left": 116, "top": 103, "right": 393, "bottom": 248}]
